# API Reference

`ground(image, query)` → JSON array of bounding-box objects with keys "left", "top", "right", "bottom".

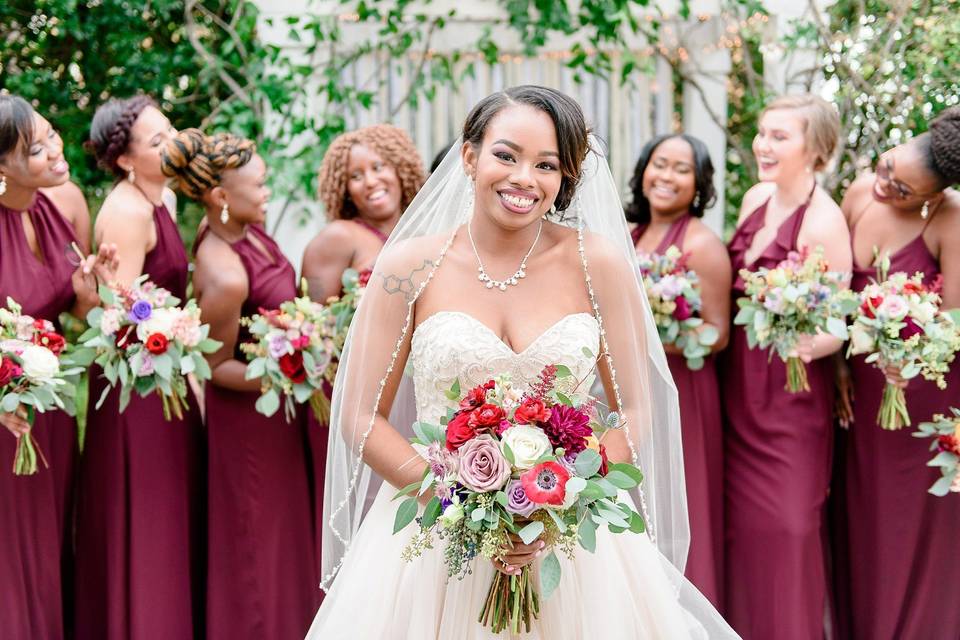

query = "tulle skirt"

[{"left": 307, "top": 482, "right": 739, "bottom": 639}]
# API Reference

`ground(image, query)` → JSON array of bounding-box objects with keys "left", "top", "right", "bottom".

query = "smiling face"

[
  {"left": 217, "top": 153, "right": 270, "bottom": 224},
  {"left": 461, "top": 104, "right": 562, "bottom": 231},
  {"left": 118, "top": 106, "right": 177, "bottom": 183},
  {"left": 871, "top": 141, "right": 942, "bottom": 211},
  {"left": 753, "top": 108, "right": 815, "bottom": 184},
  {"left": 344, "top": 144, "right": 402, "bottom": 222},
  {"left": 0, "top": 113, "right": 70, "bottom": 190},
  {"left": 641, "top": 136, "right": 697, "bottom": 216}
]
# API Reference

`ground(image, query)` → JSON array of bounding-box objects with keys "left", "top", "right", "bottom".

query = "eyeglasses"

[{"left": 876, "top": 156, "right": 938, "bottom": 200}]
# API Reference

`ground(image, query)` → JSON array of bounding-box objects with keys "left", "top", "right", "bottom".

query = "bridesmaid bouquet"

[
  {"left": 72, "top": 277, "right": 221, "bottom": 420},
  {"left": 240, "top": 293, "right": 337, "bottom": 422},
  {"left": 393, "top": 360, "right": 646, "bottom": 635},
  {"left": 846, "top": 257, "right": 960, "bottom": 430},
  {"left": 322, "top": 268, "right": 372, "bottom": 381},
  {"left": 735, "top": 246, "right": 857, "bottom": 392},
  {"left": 0, "top": 298, "right": 81, "bottom": 475},
  {"left": 914, "top": 408, "right": 960, "bottom": 496},
  {"left": 637, "top": 246, "right": 718, "bottom": 370}
]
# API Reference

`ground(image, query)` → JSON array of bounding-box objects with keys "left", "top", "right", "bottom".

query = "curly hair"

[
  {"left": 160, "top": 128, "right": 256, "bottom": 201},
  {"left": 625, "top": 134, "right": 717, "bottom": 226},
  {"left": 927, "top": 106, "right": 960, "bottom": 187},
  {"left": 462, "top": 85, "right": 590, "bottom": 212},
  {"left": 317, "top": 124, "right": 425, "bottom": 221},
  {"left": 86, "top": 95, "right": 155, "bottom": 178}
]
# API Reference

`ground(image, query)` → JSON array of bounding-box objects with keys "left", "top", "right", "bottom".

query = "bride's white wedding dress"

[{"left": 307, "top": 311, "right": 738, "bottom": 639}]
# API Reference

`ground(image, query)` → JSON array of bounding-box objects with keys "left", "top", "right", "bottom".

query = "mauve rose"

[
  {"left": 469, "top": 403, "right": 505, "bottom": 433},
  {"left": 445, "top": 412, "right": 476, "bottom": 452},
  {"left": 505, "top": 478, "right": 537, "bottom": 517},
  {"left": 899, "top": 317, "right": 924, "bottom": 340},
  {"left": 673, "top": 296, "right": 693, "bottom": 321},
  {"left": 128, "top": 300, "right": 153, "bottom": 323},
  {"left": 457, "top": 435, "right": 511, "bottom": 492},
  {"left": 514, "top": 397, "right": 551, "bottom": 424}
]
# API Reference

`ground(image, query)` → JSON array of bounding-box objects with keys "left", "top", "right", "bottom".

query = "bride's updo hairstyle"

[{"left": 461, "top": 85, "right": 591, "bottom": 212}]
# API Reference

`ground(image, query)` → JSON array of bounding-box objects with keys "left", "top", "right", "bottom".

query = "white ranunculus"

[
  {"left": 136, "top": 307, "right": 177, "bottom": 341},
  {"left": 848, "top": 323, "right": 875, "bottom": 355},
  {"left": 438, "top": 502, "right": 464, "bottom": 529},
  {"left": 20, "top": 344, "right": 60, "bottom": 381},
  {"left": 500, "top": 424, "right": 552, "bottom": 470}
]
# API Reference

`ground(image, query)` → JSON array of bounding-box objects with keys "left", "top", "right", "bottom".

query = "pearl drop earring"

[
  {"left": 0, "top": 175, "right": 7, "bottom": 196},
  {"left": 921, "top": 200, "right": 930, "bottom": 220},
  {"left": 220, "top": 203, "right": 230, "bottom": 224},
  {"left": 127, "top": 169, "right": 136, "bottom": 183}
]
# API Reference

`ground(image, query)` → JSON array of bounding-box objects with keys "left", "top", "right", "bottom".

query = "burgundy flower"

[
  {"left": 34, "top": 331, "right": 66, "bottom": 355},
  {"left": 542, "top": 404, "right": 592, "bottom": 455},
  {"left": 599, "top": 444, "right": 610, "bottom": 476},
  {"left": 899, "top": 317, "right": 924, "bottom": 340},
  {"left": 0, "top": 357, "right": 18, "bottom": 386},
  {"left": 673, "top": 296, "right": 693, "bottom": 321},
  {"left": 278, "top": 351, "right": 307, "bottom": 383}
]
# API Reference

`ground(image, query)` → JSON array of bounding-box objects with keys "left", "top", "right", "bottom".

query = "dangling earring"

[
  {"left": 692, "top": 191, "right": 700, "bottom": 209},
  {"left": 464, "top": 180, "right": 475, "bottom": 218},
  {"left": 0, "top": 175, "right": 7, "bottom": 196},
  {"left": 220, "top": 203, "right": 230, "bottom": 224},
  {"left": 127, "top": 169, "right": 136, "bottom": 183},
  {"left": 921, "top": 200, "right": 930, "bottom": 220}
]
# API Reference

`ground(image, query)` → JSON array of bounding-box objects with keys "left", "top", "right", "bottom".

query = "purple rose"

[
  {"left": 128, "top": 300, "right": 153, "bottom": 323},
  {"left": 505, "top": 479, "right": 537, "bottom": 517},
  {"left": 456, "top": 435, "right": 511, "bottom": 493}
]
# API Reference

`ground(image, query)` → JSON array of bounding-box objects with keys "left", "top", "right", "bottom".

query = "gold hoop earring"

[{"left": 220, "top": 203, "right": 230, "bottom": 224}]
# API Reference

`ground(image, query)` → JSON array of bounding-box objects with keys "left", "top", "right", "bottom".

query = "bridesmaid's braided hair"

[
  {"left": 86, "top": 95, "right": 155, "bottom": 178},
  {"left": 926, "top": 106, "right": 960, "bottom": 187},
  {"left": 160, "top": 128, "right": 256, "bottom": 201},
  {"left": 318, "top": 124, "right": 425, "bottom": 221}
]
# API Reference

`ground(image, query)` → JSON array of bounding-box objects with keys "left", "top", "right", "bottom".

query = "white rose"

[
  {"left": 848, "top": 323, "right": 875, "bottom": 355},
  {"left": 910, "top": 301, "right": 936, "bottom": 325},
  {"left": 20, "top": 344, "right": 60, "bottom": 382},
  {"left": 136, "top": 307, "right": 177, "bottom": 341},
  {"left": 501, "top": 424, "right": 552, "bottom": 470},
  {"left": 438, "top": 502, "right": 464, "bottom": 529}
]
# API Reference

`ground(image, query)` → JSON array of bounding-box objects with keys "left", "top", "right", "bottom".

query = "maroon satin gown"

[
  {"left": 832, "top": 221, "right": 960, "bottom": 639},
  {"left": 0, "top": 192, "right": 79, "bottom": 639},
  {"left": 199, "top": 224, "right": 319, "bottom": 639},
  {"left": 74, "top": 203, "right": 205, "bottom": 639},
  {"left": 633, "top": 215, "right": 724, "bottom": 609},
  {"left": 721, "top": 194, "right": 835, "bottom": 639}
]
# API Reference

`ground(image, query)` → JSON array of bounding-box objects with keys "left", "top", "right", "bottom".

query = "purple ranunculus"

[
  {"left": 505, "top": 478, "right": 537, "bottom": 517},
  {"left": 128, "top": 300, "right": 153, "bottom": 323},
  {"left": 456, "top": 435, "right": 511, "bottom": 493}
]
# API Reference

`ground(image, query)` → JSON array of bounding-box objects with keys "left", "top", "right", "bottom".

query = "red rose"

[
  {"left": 468, "top": 403, "right": 505, "bottom": 433},
  {"left": 278, "top": 351, "right": 307, "bottom": 383},
  {"left": 445, "top": 412, "right": 476, "bottom": 452},
  {"left": 860, "top": 296, "right": 883, "bottom": 320},
  {"left": 357, "top": 269, "right": 373, "bottom": 288},
  {"left": 0, "top": 357, "right": 18, "bottom": 386},
  {"left": 514, "top": 397, "right": 552, "bottom": 425},
  {"left": 145, "top": 333, "right": 169, "bottom": 355},
  {"left": 599, "top": 444, "right": 610, "bottom": 476},
  {"left": 899, "top": 317, "right": 924, "bottom": 340},
  {"left": 459, "top": 385, "right": 488, "bottom": 411},
  {"left": 34, "top": 331, "right": 66, "bottom": 355},
  {"left": 938, "top": 435, "right": 960, "bottom": 456},
  {"left": 673, "top": 296, "right": 693, "bottom": 321}
]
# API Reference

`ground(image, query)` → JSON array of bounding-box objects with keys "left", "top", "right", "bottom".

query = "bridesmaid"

[
  {"left": 162, "top": 128, "right": 319, "bottom": 639},
  {"left": 720, "top": 94, "right": 852, "bottom": 639},
  {"left": 833, "top": 106, "right": 960, "bottom": 639},
  {"left": 0, "top": 95, "right": 116, "bottom": 639},
  {"left": 300, "top": 123, "right": 424, "bottom": 580},
  {"left": 626, "top": 133, "right": 730, "bottom": 609},
  {"left": 74, "top": 95, "right": 205, "bottom": 640}
]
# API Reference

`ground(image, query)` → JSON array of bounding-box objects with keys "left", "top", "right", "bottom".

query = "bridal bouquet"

[
  {"left": 0, "top": 298, "right": 81, "bottom": 475},
  {"left": 73, "top": 277, "right": 220, "bottom": 420},
  {"left": 240, "top": 293, "right": 337, "bottom": 422},
  {"left": 846, "top": 258, "right": 960, "bottom": 430},
  {"left": 735, "top": 246, "right": 857, "bottom": 392},
  {"left": 393, "top": 361, "right": 646, "bottom": 635},
  {"left": 637, "top": 246, "right": 718, "bottom": 370},
  {"left": 914, "top": 408, "right": 960, "bottom": 496}
]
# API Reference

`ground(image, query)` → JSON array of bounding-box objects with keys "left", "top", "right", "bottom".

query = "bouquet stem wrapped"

[{"left": 786, "top": 356, "right": 810, "bottom": 393}]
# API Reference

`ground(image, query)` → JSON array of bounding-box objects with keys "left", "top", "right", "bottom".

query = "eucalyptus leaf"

[
  {"left": 393, "top": 497, "right": 418, "bottom": 534},
  {"left": 539, "top": 551, "right": 562, "bottom": 599}
]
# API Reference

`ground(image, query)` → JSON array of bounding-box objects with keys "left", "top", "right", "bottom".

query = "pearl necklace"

[{"left": 467, "top": 218, "right": 543, "bottom": 291}]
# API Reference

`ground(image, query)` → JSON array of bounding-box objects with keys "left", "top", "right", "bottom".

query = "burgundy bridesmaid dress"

[
  {"left": 720, "top": 194, "right": 835, "bottom": 639},
  {"left": 833, "top": 222, "right": 960, "bottom": 639},
  {"left": 0, "top": 192, "right": 79, "bottom": 639},
  {"left": 74, "top": 203, "right": 205, "bottom": 639},
  {"left": 198, "top": 224, "right": 319, "bottom": 640},
  {"left": 633, "top": 215, "right": 724, "bottom": 609}
]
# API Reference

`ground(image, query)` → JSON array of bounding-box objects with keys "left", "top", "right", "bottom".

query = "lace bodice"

[{"left": 410, "top": 311, "right": 601, "bottom": 422}]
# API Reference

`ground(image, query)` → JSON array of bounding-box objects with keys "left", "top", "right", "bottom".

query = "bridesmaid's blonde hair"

[{"left": 762, "top": 94, "right": 840, "bottom": 172}]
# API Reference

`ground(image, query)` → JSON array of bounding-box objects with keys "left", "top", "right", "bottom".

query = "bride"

[{"left": 308, "top": 85, "right": 739, "bottom": 638}]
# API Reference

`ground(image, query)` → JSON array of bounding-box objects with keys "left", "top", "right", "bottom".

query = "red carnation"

[
  {"left": 673, "top": 296, "right": 693, "bottom": 321},
  {"left": 469, "top": 403, "right": 505, "bottom": 433},
  {"left": 34, "top": 331, "right": 66, "bottom": 355},
  {"left": 0, "top": 357, "right": 19, "bottom": 386},
  {"left": 459, "top": 385, "right": 488, "bottom": 411},
  {"left": 445, "top": 412, "right": 476, "bottom": 452},
  {"left": 514, "top": 397, "right": 552, "bottom": 425},
  {"left": 145, "top": 333, "right": 170, "bottom": 355},
  {"left": 278, "top": 351, "right": 307, "bottom": 383}
]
